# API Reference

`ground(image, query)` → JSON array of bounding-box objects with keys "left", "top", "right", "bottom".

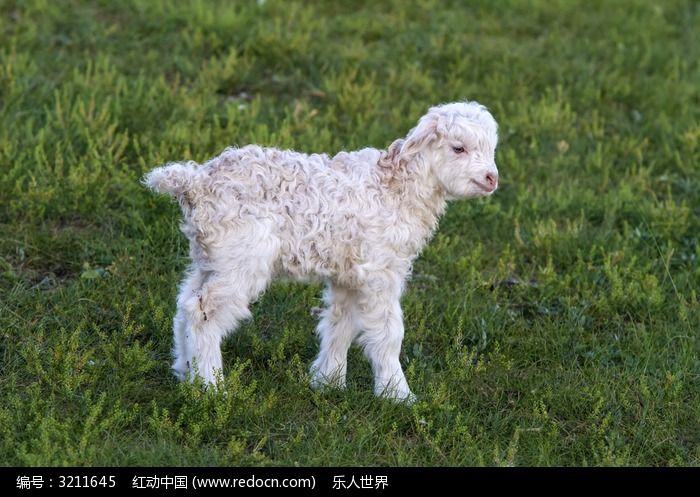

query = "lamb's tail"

[{"left": 142, "top": 162, "right": 202, "bottom": 200}]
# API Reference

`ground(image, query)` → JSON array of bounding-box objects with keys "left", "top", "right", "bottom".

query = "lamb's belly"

[
  {"left": 274, "top": 243, "right": 333, "bottom": 282},
  {"left": 273, "top": 236, "right": 357, "bottom": 283},
  {"left": 273, "top": 265, "right": 327, "bottom": 284}
]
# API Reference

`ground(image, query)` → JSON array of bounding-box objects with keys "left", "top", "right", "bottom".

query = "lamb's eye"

[{"left": 452, "top": 146, "right": 466, "bottom": 154}]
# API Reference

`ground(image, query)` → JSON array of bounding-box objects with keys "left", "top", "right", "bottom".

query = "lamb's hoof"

[
  {"left": 377, "top": 387, "right": 416, "bottom": 405},
  {"left": 172, "top": 363, "right": 189, "bottom": 382},
  {"left": 310, "top": 372, "right": 346, "bottom": 391}
]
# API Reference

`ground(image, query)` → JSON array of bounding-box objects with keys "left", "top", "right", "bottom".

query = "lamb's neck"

[
  {"left": 377, "top": 144, "right": 448, "bottom": 236},
  {"left": 402, "top": 166, "right": 448, "bottom": 236}
]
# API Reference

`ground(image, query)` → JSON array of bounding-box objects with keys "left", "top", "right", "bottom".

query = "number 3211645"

[{"left": 58, "top": 476, "right": 116, "bottom": 488}]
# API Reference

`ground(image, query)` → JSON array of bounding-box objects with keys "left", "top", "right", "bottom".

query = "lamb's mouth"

[{"left": 471, "top": 179, "right": 496, "bottom": 193}]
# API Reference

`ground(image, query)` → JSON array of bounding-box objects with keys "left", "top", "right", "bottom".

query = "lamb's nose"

[{"left": 485, "top": 172, "right": 498, "bottom": 190}]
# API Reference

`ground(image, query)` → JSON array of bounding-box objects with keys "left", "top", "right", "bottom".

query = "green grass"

[{"left": 1, "top": 0, "right": 699, "bottom": 466}]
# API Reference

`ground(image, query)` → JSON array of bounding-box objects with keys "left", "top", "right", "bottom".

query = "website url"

[{"left": 192, "top": 475, "right": 315, "bottom": 490}]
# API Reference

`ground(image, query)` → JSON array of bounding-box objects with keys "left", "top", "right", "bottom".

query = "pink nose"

[{"left": 485, "top": 172, "right": 498, "bottom": 190}]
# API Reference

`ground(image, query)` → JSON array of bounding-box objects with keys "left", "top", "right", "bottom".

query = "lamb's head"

[{"left": 400, "top": 101, "right": 499, "bottom": 199}]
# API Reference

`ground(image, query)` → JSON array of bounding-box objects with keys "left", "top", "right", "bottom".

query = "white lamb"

[{"left": 143, "top": 100, "right": 499, "bottom": 402}]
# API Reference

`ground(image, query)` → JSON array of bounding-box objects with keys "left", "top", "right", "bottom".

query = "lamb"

[{"left": 143, "top": 100, "right": 499, "bottom": 402}]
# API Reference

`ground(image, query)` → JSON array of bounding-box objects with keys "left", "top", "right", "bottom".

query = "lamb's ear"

[
  {"left": 399, "top": 112, "right": 440, "bottom": 159},
  {"left": 378, "top": 138, "right": 405, "bottom": 169}
]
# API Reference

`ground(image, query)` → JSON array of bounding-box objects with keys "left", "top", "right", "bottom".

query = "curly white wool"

[{"left": 144, "top": 100, "right": 499, "bottom": 401}]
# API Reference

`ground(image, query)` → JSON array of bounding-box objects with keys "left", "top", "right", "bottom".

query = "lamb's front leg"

[
  {"left": 356, "top": 281, "right": 414, "bottom": 403},
  {"left": 310, "top": 285, "right": 359, "bottom": 389}
]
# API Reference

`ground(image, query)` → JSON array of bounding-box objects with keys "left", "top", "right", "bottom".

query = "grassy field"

[{"left": 1, "top": 0, "right": 699, "bottom": 466}]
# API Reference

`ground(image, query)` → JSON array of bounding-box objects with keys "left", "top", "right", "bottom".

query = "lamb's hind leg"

[
  {"left": 172, "top": 288, "right": 195, "bottom": 382},
  {"left": 310, "top": 284, "right": 359, "bottom": 389},
  {"left": 173, "top": 267, "right": 256, "bottom": 385},
  {"left": 173, "top": 236, "right": 278, "bottom": 386}
]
